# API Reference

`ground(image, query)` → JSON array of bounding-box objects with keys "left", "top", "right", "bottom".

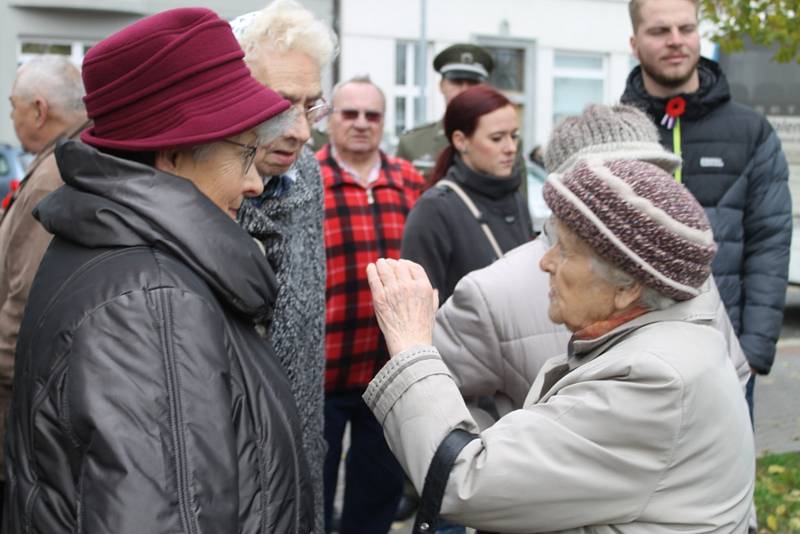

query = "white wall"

[
  {"left": 339, "top": 0, "right": 636, "bottom": 149},
  {"left": 0, "top": 0, "right": 335, "bottom": 146}
]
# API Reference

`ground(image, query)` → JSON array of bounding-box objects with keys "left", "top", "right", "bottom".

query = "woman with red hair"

[{"left": 402, "top": 84, "right": 533, "bottom": 303}]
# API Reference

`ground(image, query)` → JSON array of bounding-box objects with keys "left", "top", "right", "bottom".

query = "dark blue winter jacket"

[{"left": 622, "top": 57, "right": 792, "bottom": 374}]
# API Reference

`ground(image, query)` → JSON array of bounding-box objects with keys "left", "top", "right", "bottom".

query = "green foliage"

[
  {"left": 700, "top": 0, "right": 800, "bottom": 63},
  {"left": 755, "top": 452, "right": 800, "bottom": 533}
]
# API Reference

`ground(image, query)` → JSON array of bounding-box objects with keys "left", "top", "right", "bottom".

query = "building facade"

[{"left": 0, "top": 0, "right": 333, "bottom": 145}]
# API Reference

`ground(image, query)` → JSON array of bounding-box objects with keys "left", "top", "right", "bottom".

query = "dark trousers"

[
  {"left": 745, "top": 374, "right": 756, "bottom": 424},
  {"left": 323, "top": 390, "right": 404, "bottom": 534}
]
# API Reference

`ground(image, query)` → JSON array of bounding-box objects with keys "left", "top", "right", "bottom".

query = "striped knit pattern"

[
  {"left": 544, "top": 103, "right": 681, "bottom": 173},
  {"left": 543, "top": 159, "right": 717, "bottom": 301}
]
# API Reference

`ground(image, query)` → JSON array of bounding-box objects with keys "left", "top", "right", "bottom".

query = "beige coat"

[
  {"left": 365, "top": 293, "right": 755, "bottom": 533},
  {"left": 0, "top": 136, "right": 70, "bottom": 477},
  {"left": 434, "top": 238, "right": 751, "bottom": 420}
]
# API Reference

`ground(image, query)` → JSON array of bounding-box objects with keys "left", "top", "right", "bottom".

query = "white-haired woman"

[{"left": 364, "top": 158, "right": 754, "bottom": 532}]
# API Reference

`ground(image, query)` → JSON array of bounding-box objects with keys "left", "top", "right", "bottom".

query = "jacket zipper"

[
  {"left": 156, "top": 289, "right": 199, "bottom": 534},
  {"left": 366, "top": 187, "right": 387, "bottom": 257},
  {"left": 22, "top": 484, "right": 40, "bottom": 532},
  {"left": 258, "top": 385, "right": 306, "bottom": 532}
]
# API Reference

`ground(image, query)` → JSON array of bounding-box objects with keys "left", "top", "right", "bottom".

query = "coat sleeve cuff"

[{"left": 364, "top": 345, "right": 453, "bottom": 423}]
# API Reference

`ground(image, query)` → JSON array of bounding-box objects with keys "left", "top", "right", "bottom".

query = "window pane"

[
  {"left": 554, "top": 53, "right": 603, "bottom": 70},
  {"left": 486, "top": 47, "right": 524, "bottom": 92},
  {"left": 395, "top": 42, "right": 407, "bottom": 86},
  {"left": 395, "top": 96, "right": 406, "bottom": 136},
  {"left": 553, "top": 77, "right": 604, "bottom": 125},
  {"left": 21, "top": 42, "right": 71, "bottom": 55},
  {"left": 413, "top": 42, "right": 422, "bottom": 86}
]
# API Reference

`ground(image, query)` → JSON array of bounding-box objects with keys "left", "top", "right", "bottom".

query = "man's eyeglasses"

[
  {"left": 220, "top": 139, "right": 258, "bottom": 174},
  {"left": 333, "top": 108, "right": 383, "bottom": 123},
  {"left": 305, "top": 99, "right": 332, "bottom": 124}
]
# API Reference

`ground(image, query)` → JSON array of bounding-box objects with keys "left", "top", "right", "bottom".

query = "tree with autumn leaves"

[{"left": 700, "top": 0, "right": 800, "bottom": 63}]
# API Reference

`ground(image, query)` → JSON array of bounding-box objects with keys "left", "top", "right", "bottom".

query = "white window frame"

[
  {"left": 394, "top": 40, "right": 423, "bottom": 137},
  {"left": 552, "top": 51, "right": 609, "bottom": 125},
  {"left": 17, "top": 38, "right": 92, "bottom": 66}
]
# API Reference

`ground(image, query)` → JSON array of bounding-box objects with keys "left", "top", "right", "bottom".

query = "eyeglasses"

[
  {"left": 541, "top": 218, "right": 558, "bottom": 249},
  {"left": 333, "top": 108, "right": 383, "bottom": 123},
  {"left": 305, "top": 98, "right": 332, "bottom": 124},
  {"left": 220, "top": 138, "right": 258, "bottom": 174}
]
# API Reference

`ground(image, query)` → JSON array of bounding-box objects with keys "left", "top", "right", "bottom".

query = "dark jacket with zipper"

[
  {"left": 3, "top": 140, "right": 313, "bottom": 534},
  {"left": 402, "top": 156, "right": 533, "bottom": 304},
  {"left": 621, "top": 58, "right": 791, "bottom": 374}
]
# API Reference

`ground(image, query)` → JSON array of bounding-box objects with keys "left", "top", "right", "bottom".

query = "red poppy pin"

[
  {"left": 1, "top": 180, "right": 20, "bottom": 211},
  {"left": 660, "top": 96, "right": 686, "bottom": 130}
]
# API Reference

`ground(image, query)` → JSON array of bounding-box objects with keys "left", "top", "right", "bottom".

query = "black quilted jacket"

[
  {"left": 622, "top": 58, "right": 792, "bottom": 374},
  {"left": 3, "top": 141, "right": 313, "bottom": 533}
]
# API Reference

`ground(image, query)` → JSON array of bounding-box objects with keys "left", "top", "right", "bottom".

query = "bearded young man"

[{"left": 621, "top": 0, "right": 791, "bottom": 420}]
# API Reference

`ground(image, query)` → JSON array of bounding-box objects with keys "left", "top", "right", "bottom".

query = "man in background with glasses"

[
  {"left": 231, "top": 2, "right": 337, "bottom": 532},
  {"left": 316, "top": 75, "right": 425, "bottom": 533}
]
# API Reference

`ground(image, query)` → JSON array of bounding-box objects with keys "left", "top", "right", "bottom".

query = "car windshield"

[{"left": 526, "top": 162, "right": 550, "bottom": 234}]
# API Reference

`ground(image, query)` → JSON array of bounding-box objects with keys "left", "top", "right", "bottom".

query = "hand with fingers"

[{"left": 366, "top": 258, "right": 439, "bottom": 357}]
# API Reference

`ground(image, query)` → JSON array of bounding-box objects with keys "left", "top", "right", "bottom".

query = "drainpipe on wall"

[
  {"left": 332, "top": 0, "right": 340, "bottom": 85},
  {"left": 415, "top": 0, "right": 427, "bottom": 125}
]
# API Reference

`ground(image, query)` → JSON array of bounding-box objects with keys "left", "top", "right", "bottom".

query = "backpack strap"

[
  {"left": 412, "top": 428, "right": 478, "bottom": 533},
  {"left": 437, "top": 179, "right": 503, "bottom": 260}
]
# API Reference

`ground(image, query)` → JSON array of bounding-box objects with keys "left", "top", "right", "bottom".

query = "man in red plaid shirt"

[{"left": 317, "top": 75, "right": 425, "bottom": 534}]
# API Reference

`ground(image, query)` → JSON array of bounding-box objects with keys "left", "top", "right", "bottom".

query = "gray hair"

[
  {"left": 589, "top": 255, "right": 677, "bottom": 311},
  {"left": 14, "top": 55, "right": 85, "bottom": 115},
  {"left": 234, "top": 0, "right": 338, "bottom": 70},
  {"left": 190, "top": 106, "right": 299, "bottom": 163},
  {"left": 332, "top": 75, "right": 386, "bottom": 111}
]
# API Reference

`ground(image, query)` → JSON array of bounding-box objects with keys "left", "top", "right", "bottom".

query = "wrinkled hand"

[{"left": 366, "top": 258, "right": 439, "bottom": 357}]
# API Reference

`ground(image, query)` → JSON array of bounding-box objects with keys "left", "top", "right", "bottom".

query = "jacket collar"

[
  {"left": 568, "top": 279, "right": 718, "bottom": 363},
  {"left": 321, "top": 143, "right": 406, "bottom": 191},
  {"left": 621, "top": 57, "right": 731, "bottom": 122},
  {"left": 35, "top": 140, "right": 277, "bottom": 322},
  {"left": 446, "top": 154, "right": 521, "bottom": 200},
  {"left": 0, "top": 121, "right": 88, "bottom": 224}
]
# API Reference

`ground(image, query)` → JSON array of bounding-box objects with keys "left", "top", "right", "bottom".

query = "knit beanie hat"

[
  {"left": 543, "top": 158, "right": 716, "bottom": 301},
  {"left": 544, "top": 104, "right": 681, "bottom": 174}
]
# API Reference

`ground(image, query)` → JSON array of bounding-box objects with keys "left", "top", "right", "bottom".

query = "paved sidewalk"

[{"left": 756, "top": 287, "right": 800, "bottom": 455}]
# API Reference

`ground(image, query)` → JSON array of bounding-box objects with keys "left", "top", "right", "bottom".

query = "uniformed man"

[{"left": 396, "top": 43, "right": 494, "bottom": 177}]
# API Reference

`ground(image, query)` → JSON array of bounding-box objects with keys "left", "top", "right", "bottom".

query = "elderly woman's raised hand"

[{"left": 366, "top": 258, "right": 439, "bottom": 357}]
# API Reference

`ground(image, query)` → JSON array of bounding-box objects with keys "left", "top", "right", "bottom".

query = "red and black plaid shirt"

[{"left": 317, "top": 145, "right": 425, "bottom": 392}]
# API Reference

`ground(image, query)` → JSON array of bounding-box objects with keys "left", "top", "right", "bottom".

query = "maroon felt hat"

[{"left": 80, "top": 7, "right": 290, "bottom": 151}]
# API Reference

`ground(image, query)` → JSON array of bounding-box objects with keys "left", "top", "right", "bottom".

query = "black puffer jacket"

[
  {"left": 3, "top": 141, "right": 313, "bottom": 533},
  {"left": 622, "top": 58, "right": 792, "bottom": 374},
  {"left": 402, "top": 156, "right": 533, "bottom": 303}
]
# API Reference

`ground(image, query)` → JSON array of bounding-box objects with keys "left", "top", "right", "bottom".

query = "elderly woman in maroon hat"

[
  {"left": 3, "top": 8, "right": 313, "bottom": 534},
  {"left": 363, "top": 159, "right": 755, "bottom": 532}
]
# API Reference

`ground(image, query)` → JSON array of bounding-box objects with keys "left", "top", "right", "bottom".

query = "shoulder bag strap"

[
  {"left": 436, "top": 179, "right": 504, "bottom": 260},
  {"left": 412, "top": 428, "right": 478, "bottom": 533}
]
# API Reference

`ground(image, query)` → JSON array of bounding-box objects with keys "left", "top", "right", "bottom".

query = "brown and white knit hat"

[
  {"left": 544, "top": 104, "right": 682, "bottom": 174},
  {"left": 543, "top": 158, "right": 717, "bottom": 301}
]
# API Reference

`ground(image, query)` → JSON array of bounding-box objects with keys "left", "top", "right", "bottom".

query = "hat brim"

[
  {"left": 553, "top": 142, "right": 683, "bottom": 174},
  {"left": 81, "top": 74, "right": 290, "bottom": 151},
  {"left": 442, "top": 70, "right": 486, "bottom": 82}
]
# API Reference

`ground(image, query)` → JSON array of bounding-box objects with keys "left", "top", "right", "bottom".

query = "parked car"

[
  {"left": 526, "top": 161, "right": 550, "bottom": 234},
  {"left": 0, "top": 144, "right": 34, "bottom": 200}
]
